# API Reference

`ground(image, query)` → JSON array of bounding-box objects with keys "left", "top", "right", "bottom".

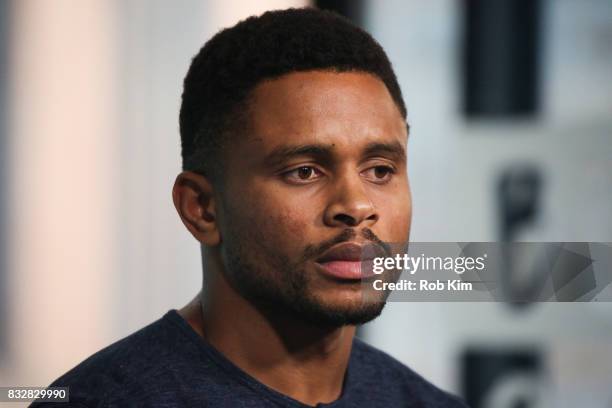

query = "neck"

[{"left": 178, "top": 246, "right": 355, "bottom": 406}]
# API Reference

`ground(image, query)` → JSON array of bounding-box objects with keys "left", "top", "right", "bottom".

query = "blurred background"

[{"left": 1, "top": 0, "right": 611, "bottom": 407}]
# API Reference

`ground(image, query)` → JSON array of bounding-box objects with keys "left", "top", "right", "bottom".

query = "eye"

[
  {"left": 283, "top": 166, "right": 323, "bottom": 184},
  {"left": 363, "top": 165, "right": 395, "bottom": 183}
]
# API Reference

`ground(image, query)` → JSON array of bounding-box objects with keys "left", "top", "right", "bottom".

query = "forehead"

[{"left": 243, "top": 70, "right": 407, "bottom": 153}]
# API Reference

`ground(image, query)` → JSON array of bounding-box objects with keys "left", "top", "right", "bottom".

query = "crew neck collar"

[{"left": 163, "top": 309, "right": 355, "bottom": 408}]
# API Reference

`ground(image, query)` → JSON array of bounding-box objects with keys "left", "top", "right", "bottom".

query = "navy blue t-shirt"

[{"left": 33, "top": 310, "right": 468, "bottom": 407}]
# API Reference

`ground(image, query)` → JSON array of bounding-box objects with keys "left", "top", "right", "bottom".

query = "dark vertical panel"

[
  {"left": 463, "top": 0, "right": 542, "bottom": 117},
  {"left": 315, "top": 0, "right": 366, "bottom": 27},
  {"left": 462, "top": 348, "right": 542, "bottom": 408}
]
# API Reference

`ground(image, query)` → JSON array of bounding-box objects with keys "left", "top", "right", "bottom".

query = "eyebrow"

[
  {"left": 264, "top": 139, "right": 406, "bottom": 168},
  {"left": 362, "top": 141, "right": 406, "bottom": 162},
  {"left": 264, "top": 143, "right": 335, "bottom": 167}
]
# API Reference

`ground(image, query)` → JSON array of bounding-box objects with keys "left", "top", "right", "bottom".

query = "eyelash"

[{"left": 282, "top": 164, "right": 396, "bottom": 185}]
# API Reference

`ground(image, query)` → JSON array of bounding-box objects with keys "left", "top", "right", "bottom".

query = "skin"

[{"left": 172, "top": 71, "right": 412, "bottom": 406}]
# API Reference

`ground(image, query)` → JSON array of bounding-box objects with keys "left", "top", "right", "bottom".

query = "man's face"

[{"left": 216, "top": 71, "right": 411, "bottom": 326}]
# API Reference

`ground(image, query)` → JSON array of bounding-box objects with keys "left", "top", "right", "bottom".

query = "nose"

[{"left": 323, "top": 172, "right": 379, "bottom": 228}]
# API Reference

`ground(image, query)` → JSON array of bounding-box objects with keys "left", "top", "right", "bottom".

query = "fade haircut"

[{"left": 179, "top": 7, "right": 407, "bottom": 180}]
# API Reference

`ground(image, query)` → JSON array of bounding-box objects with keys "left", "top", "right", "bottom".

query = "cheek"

[
  {"left": 259, "top": 198, "right": 312, "bottom": 245},
  {"left": 275, "top": 209, "right": 309, "bottom": 237},
  {"left": 389, "top": 210, "right": 411, "bottom": 242},
  {"left": 375, "top": 188, "right": 412, "bottom": 242},
  {"left": 230, "top": 189, "right": 312, "bottom": 251}
]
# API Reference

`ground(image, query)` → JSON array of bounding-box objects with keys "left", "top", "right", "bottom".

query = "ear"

[{"left": 172, "top": 171, "right": 220, "bottom": 246}]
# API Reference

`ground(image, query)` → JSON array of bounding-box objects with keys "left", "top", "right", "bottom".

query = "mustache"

[{"left": 303, "top": 228, "right": 392, "bottom": 261}]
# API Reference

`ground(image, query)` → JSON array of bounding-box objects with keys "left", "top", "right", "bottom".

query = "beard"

[{"left": 221, "top": 228, "right": 391, "bottom": 328}]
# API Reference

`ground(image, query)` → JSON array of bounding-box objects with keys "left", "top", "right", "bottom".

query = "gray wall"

[{"left": 361, "top": 0, "right": 612, "bottom": 405}]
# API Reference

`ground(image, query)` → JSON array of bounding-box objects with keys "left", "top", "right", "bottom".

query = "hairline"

[{"left": 199, "top": 67, "right": 407, "bottom": 186}]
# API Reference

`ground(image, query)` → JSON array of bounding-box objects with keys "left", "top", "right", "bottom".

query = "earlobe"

[{"left": 172, "top": 172, "right": 220, "bottom": 246}]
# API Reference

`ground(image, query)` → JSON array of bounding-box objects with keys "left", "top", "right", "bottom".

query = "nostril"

[{"left": 334, "top": 213, "right": 357, "bottom": 226}]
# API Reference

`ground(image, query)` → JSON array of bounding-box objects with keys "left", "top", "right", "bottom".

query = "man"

[{"left": 37, "top": 8, "right": 467, "bottom": 407}]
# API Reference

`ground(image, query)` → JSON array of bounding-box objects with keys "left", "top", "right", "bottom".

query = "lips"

[{"left": 315, "top": 242, "right": 386, "bottom": 280}]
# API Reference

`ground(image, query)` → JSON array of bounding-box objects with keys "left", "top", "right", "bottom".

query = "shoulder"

[
  {"left": 33, "top": 312, "right": 200, "bottom": 407},
  {"left": 350, "top": 338, "right": 469, "bottom": 407}
]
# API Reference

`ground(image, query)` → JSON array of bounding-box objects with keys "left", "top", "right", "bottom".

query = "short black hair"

[{"left": 179, "top": 7, "right": 406, "bottom": 179}]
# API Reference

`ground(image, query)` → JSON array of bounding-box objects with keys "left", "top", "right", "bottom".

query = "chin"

[{"left": 294, "top": 290, "right": 388, "bottom": 327}]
